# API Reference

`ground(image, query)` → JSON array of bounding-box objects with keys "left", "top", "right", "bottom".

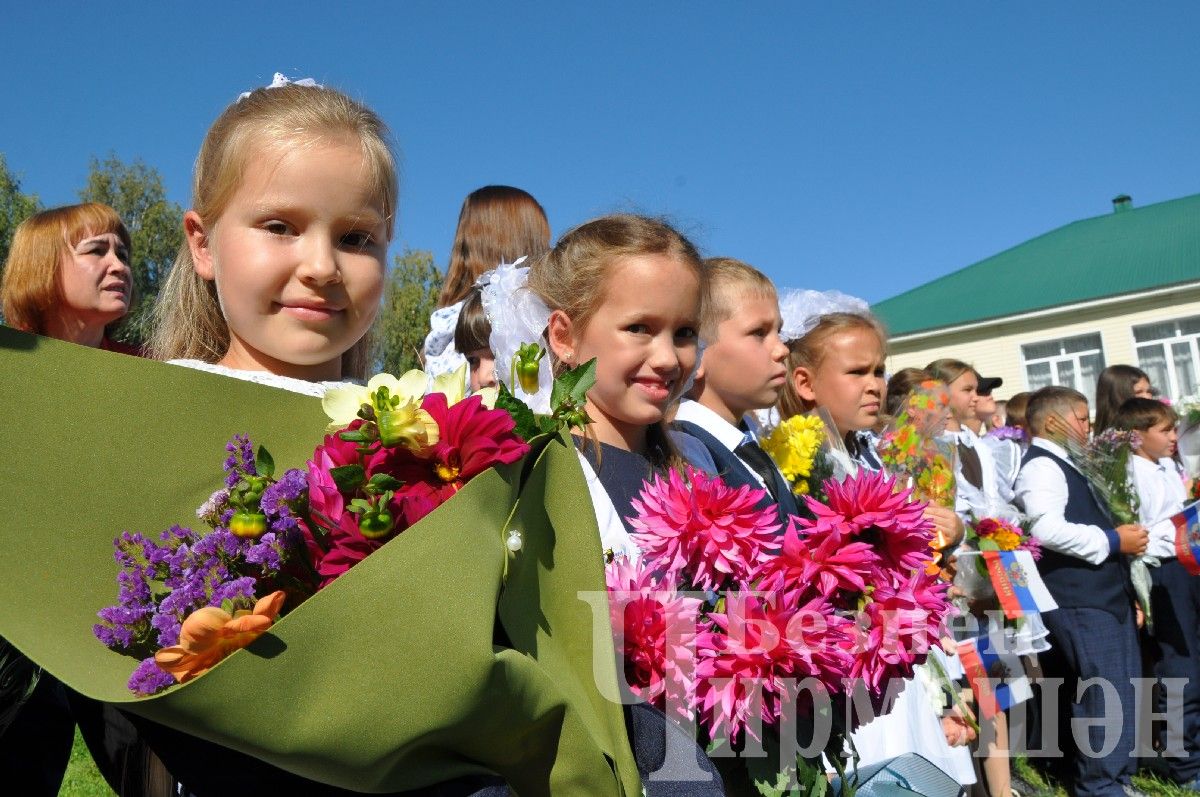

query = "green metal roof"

[{"left": 873, "top": 193, "right": 1200, "bottom": 336}]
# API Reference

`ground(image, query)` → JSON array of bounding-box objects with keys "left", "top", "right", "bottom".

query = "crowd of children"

[{"left": 3, "top": 73, "right": 1199, "bottom": 797}]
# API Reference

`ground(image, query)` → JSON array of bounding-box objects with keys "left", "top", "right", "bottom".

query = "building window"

[
  {"left": 1021, "top": 333, "right": 1106, "bottom": 406},
  {"left": 1133, "top": 316, "right": 1200, "bottom": 401}
]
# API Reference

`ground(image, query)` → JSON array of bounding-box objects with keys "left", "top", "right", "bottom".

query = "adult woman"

[
  {"left": 2, "top": 202, "right": 138, "bottom": 352},
  {"left": 423, "top": 186, "right": 550, "bottom": 377},
  {"left": 0, "top": 202, "right": 154, "bottom": 795}
]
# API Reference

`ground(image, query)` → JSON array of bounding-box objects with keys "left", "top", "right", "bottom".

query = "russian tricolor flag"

[
  {"left": 981, "top": 550, "right": 1057, "bottom": 620},
  {"left": 1173, "top": 501, "right": 1200, "bottom": 575},
  {"left": 957, "top": 634, "right": 1033, "bottom": 720}
]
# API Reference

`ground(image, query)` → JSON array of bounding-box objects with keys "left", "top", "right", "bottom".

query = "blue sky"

[{"left": 3, "top": 2, "right": 1199, "bottom": 303}]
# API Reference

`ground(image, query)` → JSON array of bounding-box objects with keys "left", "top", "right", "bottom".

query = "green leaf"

[
  {"left": 338, "top": 430, "right": 370, "bottom": 443},
  {"left": 367, "top": 473, "right": 403, "bottom": 492},
  {"left": 330, "top": 464, "right": 366, "bottom": 493},
  {"left": 255, "top": 445, "right": 275, "bottom": 479},
  {"left": 551, "top": 358, "right": 597, "bottom": 409},
  {"left": 495, "top": 382, "right": 543, "bottom": 443},
  {"left": 977, "top": 538, "right": 1000, "bottom": 552},
  {"left": 347, "top": 498, "right": 372, "bottom": 514}
]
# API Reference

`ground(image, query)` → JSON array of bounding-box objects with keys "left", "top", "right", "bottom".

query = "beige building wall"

[{"left": 885, "top": 284, "right": 1200, "bottom": 401}]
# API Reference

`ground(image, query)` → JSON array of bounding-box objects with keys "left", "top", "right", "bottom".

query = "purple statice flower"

[
  {"left": 245, "top": 533, "right": 283, "bottom": 575},
  {"left": 987, "top": 425, "right": 1027, "bottom": 443},
  {"left": 128, "top": 656, "right": 176, "bottom": 697},
  {"left": 223, "top": 434, "right": 257, "bottom": 489},
  {"left": 94, "top": 603, "right": 153, "bottom": 650},
  {"left": 261, "top": 468, "right": 307, "bottom": 545},
  {"left": 211, "top": 576, "right": 258, "bottom": 610}
]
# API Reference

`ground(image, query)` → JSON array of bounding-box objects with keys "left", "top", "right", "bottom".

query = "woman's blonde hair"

[
  {"left": 2, "top": 203, "right": 131, "bottom": 335},
  {"left": 437, "top": 186, "right": 550, "bottom": 308},
  {"left": 777, "top": 312, "right": 888, "bottom": 420},
  {"left": 149, "top": 82, "right": 398, "bottom": 379},
  {"left": 527, "top": 214, "right": 704, "bottom": 471}
]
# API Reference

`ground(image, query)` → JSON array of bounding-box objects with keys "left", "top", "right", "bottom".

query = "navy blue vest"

[
  {"left": 1021, "top": 446, "right": 1133, "bottom": 620},
  {"left": 671, "top": 420, "right": 800, "bottom": 527}
]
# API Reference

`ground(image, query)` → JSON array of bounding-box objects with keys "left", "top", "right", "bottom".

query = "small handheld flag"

[
  {"left": 1173, "top": 500, "right": 1200, "bottom": 575},
  {"left": 981, "top": 550, "right": 1057, "bottom": 620},
  {"left": 958, "top": 635, "right": 1033, "bottom": 720}
]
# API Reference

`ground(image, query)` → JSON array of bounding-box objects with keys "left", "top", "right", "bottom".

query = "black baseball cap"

[{"left": 976, "top": 376, "right": 1003, "bottom": 396}]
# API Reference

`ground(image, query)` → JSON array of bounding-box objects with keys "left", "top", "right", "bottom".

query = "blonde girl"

[
  {"left": 774, "top": 296, "right": 975, "bottom": 787},
  {"left": 151, "top": 77, "right": 397, "bottom": 394},
  {"left": 527, "top": 213, "right": 724, "bottom": 795}
]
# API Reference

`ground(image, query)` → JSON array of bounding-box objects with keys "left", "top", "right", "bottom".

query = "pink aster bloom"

[
  {"left": 629, "top": 467, "right": 780, "bottom": 591},
  {"left": 849, "top": 570, "right": 951, "bottom": 694},
  {"left": 804, "top": 470, "right": 934, "bottom": 575},
  {"left": 756, "top": 515, "right": 879, "bottom": 598},
  {"left": 695, "top": 588, "right": 853, "bottom": 742},
  {"left": 606, "top": 557, "right": 703, "bottom": 718}
]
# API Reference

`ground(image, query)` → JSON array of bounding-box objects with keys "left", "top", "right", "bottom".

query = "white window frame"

[
  {"left": 1020, "top": 333, "right": 1106, "bottom": 406},
  {"left": 1132, "top": 316, "right": 1200, "bottom": 401}
]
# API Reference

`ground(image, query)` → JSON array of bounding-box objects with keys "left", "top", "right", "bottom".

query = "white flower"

[{"left": 321, "top": 370, "right": 429, "bottom": 432}]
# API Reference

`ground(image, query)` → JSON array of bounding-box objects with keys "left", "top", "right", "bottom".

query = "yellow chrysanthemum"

[{"left": 761, "top": 414, "right": 825, "bottom": 494}]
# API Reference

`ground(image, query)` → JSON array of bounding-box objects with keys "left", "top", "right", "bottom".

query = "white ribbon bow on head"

[{"left": 238, "top": 72, "right": 321, "bottom": 102}]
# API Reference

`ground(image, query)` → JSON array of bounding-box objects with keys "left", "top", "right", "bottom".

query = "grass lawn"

[
  {"left": 1014, "top": 755, "right": 1195, "bottom": 797},
  {"left": 59, "top": 727, "right": 115, "bottom": 797}
]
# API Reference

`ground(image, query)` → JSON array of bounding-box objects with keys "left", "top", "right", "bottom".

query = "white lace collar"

[{"left": 167, "top": 359, "right": 356, "bottom": 397}]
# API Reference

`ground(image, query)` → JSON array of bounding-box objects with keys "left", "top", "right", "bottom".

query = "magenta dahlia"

[
  {"left": 804, "top": 470, "right": 934, "bottom": 576},
  {"left": 629, "top": 467, "right": 780, "bottom": 592},
  {"left": 606, "top": 557, "right": 703, "bottom": 718},
  {"left": 694, "top": 588, "right": 853, "bottom": 741},
  {"left": 756, "top": 515, "right": 879, "bottom": 598},
  {"left": 848, "top": 570, "right": 951, "bottom": 694}
]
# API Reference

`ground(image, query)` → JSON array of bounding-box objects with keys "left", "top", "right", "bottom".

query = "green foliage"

[
  {"left": 0, "top": 154, "right": 42, "bottom": 313},
  {"left": 78, "top": 154, "right": 184, "bottom": 345},
  {"left": 373, "top": 248, "right": 442, "bottom": 376}
]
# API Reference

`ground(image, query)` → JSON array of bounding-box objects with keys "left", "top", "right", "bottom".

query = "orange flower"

[{"left": 154, "top": 591, "right": 286, "bottom": 684}]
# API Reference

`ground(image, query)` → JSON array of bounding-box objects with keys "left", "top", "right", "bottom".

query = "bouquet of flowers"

[
  {"left": 1064, "top": 428, "right": 1152, "bottom": 628},
  {"left": 1177, "top": 393, "right": 1200, "bottom": 475},
  {"left": 876, "top": 381, "right": 957, "bottom": 513},
  {"left": 760, "top": 413, "right": 834, "bottom": 499},
  {"left": 0, "top": 329, "right": 645, "bottom": 795},
  {"left": 607, "top": 467, "right": 955, "bottom": 795}
]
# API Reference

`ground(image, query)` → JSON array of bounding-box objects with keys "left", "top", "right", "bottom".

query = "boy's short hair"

[
  {"left": 453, "top": 287, "right": 491, "bottom": 355},
  {"left": 698, "top": 257, "right": 777, "bottom": 342},
  {"left": 1026, "top": 385, "right": 1088, "bottom": 435},
  {"left": 1114, "top": 396, "right": 1178, "bottom": 432}
]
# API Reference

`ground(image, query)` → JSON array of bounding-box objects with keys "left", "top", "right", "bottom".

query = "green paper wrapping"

[{"left": 0, "top": 327, "right": 640, "bottom": 796}]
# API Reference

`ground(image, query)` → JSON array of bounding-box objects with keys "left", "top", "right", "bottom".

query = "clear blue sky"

[{"left": 3, "top": 2, "right": 1199, "bottom": 303}]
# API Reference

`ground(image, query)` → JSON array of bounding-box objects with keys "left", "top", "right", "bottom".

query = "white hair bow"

[
  {"left": 778, "top": 289, "right": 871, "bottom": 342},
  {"left": 237, "top": 72, "right": 321, "bottom": 102}
]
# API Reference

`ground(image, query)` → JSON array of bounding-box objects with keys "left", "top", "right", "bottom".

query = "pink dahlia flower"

[
  {"left": 695, "top": 588, "right": 853, "bottom": 742},
  {"left": 606, "top": 557, "right": 703, "bottom": 718},
  {"left": 757, "top": 515, "right": 878, "bottom": 598},
  {"left": 629, "top": 467, "right": 780, "bottom": 592},
  {"left": 849, "top": 570, "right": 951, "bottom": 694},
  {"left": 803, "top": 470, "right": 934, "bottom": 576}
]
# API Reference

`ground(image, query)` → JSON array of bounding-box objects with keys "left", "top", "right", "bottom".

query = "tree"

[
  {"left": 0, "top": 154, "right": 41, "bottom": 294},
  {"left": 78, "top": 155, "right": 184, "bottom": 345},
  {"left": 373, "top": 249, "right": 443, "bottom": 375}
]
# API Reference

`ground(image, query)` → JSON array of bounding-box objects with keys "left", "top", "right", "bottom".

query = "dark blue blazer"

[{"left": 672, "top": 419, "right": 800, "bottom": 528}]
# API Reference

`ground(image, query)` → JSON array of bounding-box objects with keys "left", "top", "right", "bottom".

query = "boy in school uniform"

[
  {"left": 672, "top": 257, "right": 799, "bottom": 524},
  {"left": 1117, "top": 397, "right": 1200, "bottom": 789},
  {"left": 1014, "top": 386, "right": 1149, "bottom": 797}
]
